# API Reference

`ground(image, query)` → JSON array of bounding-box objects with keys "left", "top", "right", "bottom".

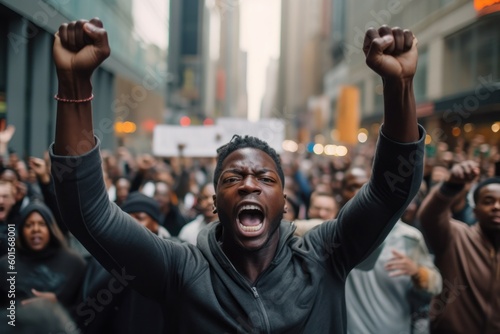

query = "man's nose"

[{"left": 239, "top": 176, "right": 261, "bottom": 194}]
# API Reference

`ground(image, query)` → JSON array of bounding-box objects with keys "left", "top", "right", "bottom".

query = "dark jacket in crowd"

[
  {"left": 0, "top": 202, "right": 86, "bottom": 309},
  {"left": 76, "top": 257, "right": 165, "bottom": 333}
]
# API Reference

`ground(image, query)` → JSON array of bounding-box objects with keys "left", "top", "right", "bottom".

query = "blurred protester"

[
  {"left": 0, "top": 181, "right": 17, "bottom": 257},
  {"left": 283, "top": 174, "right": 306, "bottom": 220},
  {"left": 346, "top": 214, "right": 441, "bottom": 334},
  {"left": 13, "top": 158, "right": 44, "bottom": 201},
  {"left": 154, "top": 181, "right": 187, "bottom": 236},
  {"left": 28, "top": 157, "right": 67, "bottom": 234},
  {"left": 178, "top": 183, "right": 218, "bottom": 245},
  {"left": 1, "top": 167, "right": 31, "bottom": 218},
  {"left": 102, "top": 168, "right": 115, "bottom": 201},
  {"left": 116, "top": 146, "right": 136, "bottom": 177},
  {"left": 114, "top": 176, "right": 131, "bottom": 208},
  {"left": 307, "top": 190, "right": 338, "bottom": 221},
  {"left": 283, "top": 192, "right": 300, "bottom": 222},
  {"left": 418, "top": 160, "right": 500, "bottom": 333},
  {"left": 28, "top": 156, "right": 92, "bottom": 260},
  {"left": 130, "top": 153, "right": 158, "bottom": 196},
  {"left": 0, "top": 202, "right": 86, "bottom": 314},
  {"left": 101, "top": 149, "right": 121, "bottom": 182},
  {"left": 122, "top": 192, "right": 171, "bottom": 238},
  {"left": 340, "top": 167, "right": 369, "bottom": 208},
  {"left": 294, "top": 167, "right": 368, "bottom": 235},
  {"left": 282, "top": 157, "right": 312, "bottom": 215}
]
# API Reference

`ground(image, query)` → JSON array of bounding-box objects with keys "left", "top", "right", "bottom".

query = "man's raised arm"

[
  {"left": 50, "top": 19, "right": 200, "bottom": 298},
  {"left": 363, "top": 26, "right": 419, "bottom": 143},
  {"left": 53, "top": 18, "right": 108, "bottom": 156},
  {"left": 310, "top": 27, "right": 424, "bottom": 272},
  {"left": 418, "top": 161, "right": 480, "bottom": 253}
]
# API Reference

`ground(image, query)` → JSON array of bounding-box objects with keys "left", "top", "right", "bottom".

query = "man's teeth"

[
  {"left": 239, "top": 223, "right": 263, "bottom": 232},
  {"left": 237, "top": 205, "right": 263, "bottom": 232},
  {"left": 238, "top": 204, "right": 262, "bottom": 214}
]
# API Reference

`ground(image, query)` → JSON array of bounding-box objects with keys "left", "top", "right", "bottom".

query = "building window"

[
  {"left": 443, "top": 14, "right": 500, "bottom": 95},
  {"left": 414, "top": 47, "right": 428, "bottom": 103}
]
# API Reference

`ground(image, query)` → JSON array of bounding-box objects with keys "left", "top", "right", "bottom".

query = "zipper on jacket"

[
  {"left": 251, "top": 286, "right": 271, "bottom": 333},
  {"left": 218, "top": 253, "right": 273, "bottom": 333},
  {"left": 251, "top": 286, "right": 259, "bottom": 298}
]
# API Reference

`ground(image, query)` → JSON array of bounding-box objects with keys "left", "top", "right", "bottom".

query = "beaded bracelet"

[{"left": 54, "top": 94, "right": 94, "bottom": 103}]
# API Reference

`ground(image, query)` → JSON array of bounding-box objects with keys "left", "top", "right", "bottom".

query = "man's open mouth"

[{"left": 237, "top": 204, "right": 264, "bottom": 233}]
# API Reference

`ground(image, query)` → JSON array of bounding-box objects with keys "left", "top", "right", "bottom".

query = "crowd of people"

[{"left": 0, "top": 18, "right": 498, "bottom": 333}]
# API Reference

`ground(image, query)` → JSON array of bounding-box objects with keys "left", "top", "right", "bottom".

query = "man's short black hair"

[
  {"left": 473, "top": 177, "right": 500, "bottom": 204},
  {"left": 213, "top": 135, "right": 284, "bottom": 190}
]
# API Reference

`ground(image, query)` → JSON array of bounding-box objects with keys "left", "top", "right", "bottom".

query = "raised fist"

[
  {"left": 363, "top": 26, "right": 418, "bottom": 81},
  {"left": 447, "top": 160, "right": 480, "bottom": 184},
  {"left": 53, "top": 18, "right": 110, "bottom": 77}
]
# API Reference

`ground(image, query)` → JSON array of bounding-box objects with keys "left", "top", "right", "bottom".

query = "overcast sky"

[
  {"left": 240, "top": 0, "right": 281, "bottom": 121},
  {"left": 132, "top": 0, "right": 169, "bottom": 50}
]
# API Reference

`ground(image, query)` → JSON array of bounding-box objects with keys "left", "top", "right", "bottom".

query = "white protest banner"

[
  {"left": 216, "top": 118, "right": 285, "bottom": 153},
  {"left": 153, "top": 125, "right": 225, "bottom": 157}
]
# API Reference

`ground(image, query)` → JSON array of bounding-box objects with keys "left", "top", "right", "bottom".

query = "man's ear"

[
  {"left": 283, "top": 194, "right": 288, "bottom": 213},
  {"left": 212, "top": 195, "right": 217, "bottom": 213}
]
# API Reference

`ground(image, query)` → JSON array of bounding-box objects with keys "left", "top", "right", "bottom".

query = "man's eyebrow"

[
  {"left": 220, "top": 169, "right": 242, "bottom": 176},
  {"left": 254, "top": 169, "right": 279, "bottom": 176},
  {"left": 221, "top": 168, "right": 277, "bottom": 175}
]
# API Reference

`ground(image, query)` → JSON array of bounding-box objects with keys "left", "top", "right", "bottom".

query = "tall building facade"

[
  {"left": 168, "top": 0, "right": 247, "bottom": 124},
  {"left": 325, "top": 0, "right": 500, "bottom": 147},
  {"left": 167, "top": 0, "right": 203, "bottom": 124},
  {"left": 0, "top": 0, "right": 168, "bottom": 157},
  {"left": 277, "top": 0, "right": 332, "bottom": 142}
]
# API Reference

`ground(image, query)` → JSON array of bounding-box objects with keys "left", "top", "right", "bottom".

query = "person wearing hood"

[{"left": 0, "top": 201, "right": 86, "bottom": 313}]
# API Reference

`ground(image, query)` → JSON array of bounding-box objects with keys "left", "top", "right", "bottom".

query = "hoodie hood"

[{"left": 18, "top": 201, "right": 67, "bottom": 256}]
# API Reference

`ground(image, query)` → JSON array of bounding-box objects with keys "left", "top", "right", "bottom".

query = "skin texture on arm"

[{"left": 53, "top": 19, "right": 109, "bottom": 156}]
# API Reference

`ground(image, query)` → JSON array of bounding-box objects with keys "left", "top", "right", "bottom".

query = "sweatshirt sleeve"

[
  {"left": 417, "top": 183, "right": 461, "bottom": 255},
  {"left": 306, "top": 124, "right": 425, "bottom": 276},
  {"left": 49, "top": 139, "right": 206, "bottom": 301}
]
